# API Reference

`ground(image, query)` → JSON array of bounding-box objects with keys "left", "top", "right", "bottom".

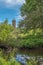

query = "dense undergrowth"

[
  {"left": 0, "top": 21, "right": 43, "bottom": 48},
  {"left": 15, "top": 35, "right": 43, "bottom": 48},
  {"left": 7, "top": 28, "right": 43, "bottom": 48}
]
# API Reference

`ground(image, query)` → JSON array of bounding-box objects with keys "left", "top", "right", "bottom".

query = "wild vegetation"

[
  {"left": 16, "top": 0, "right": 43, "bottom": 48},
  {"left": 0, "top": 0, "right": 43, "bottom": 65},
  {"left": 0, "top": 0, "right": 43, "bottom": 48}
]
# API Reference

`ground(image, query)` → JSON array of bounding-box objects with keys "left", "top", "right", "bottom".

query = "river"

[{"left": 15, "top": 47, "right": 43, "bottom": 65}]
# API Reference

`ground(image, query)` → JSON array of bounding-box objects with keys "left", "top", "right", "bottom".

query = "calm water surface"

[{"left": 15, "top": 48, "right": 43, "bottom": 65}]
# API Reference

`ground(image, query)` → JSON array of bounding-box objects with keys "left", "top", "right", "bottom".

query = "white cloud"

[
  {"left": 17, "top": 15, "right": 23, "bottom": 20},
  {"left": 17, "top": 15, "right": 26, "bottom": 21},
  {"left": 0, "top": 0, "right": 25, "bottom": 7}
]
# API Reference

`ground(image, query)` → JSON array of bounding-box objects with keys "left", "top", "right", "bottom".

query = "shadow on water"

[{"left": 18, "top": 47, "right": 43, "bottom": 56}]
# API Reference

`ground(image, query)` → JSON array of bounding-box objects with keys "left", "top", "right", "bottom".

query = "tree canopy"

[
  {"left": 0, "top": 19, "right": 14, "bottom": 44},
  {"left": 18, "top": 0, "right": 43, "bottom": 33}
]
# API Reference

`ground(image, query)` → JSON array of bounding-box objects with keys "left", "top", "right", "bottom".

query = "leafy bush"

[
  {"left": 15, "top": 35, "right": 43, "bottom": 48},
  {"left": 0, "top": 57, "right": 20, "bottom": 65}
]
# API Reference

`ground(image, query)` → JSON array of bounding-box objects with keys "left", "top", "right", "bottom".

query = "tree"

[
  {"left": 0, "top": 20, "right": 14, "bottom": 44},
  {"left": 19, "top": 0, "right": 43, "bottom": 33},
  {"left": 4, "top": 19, "right": 8, "bottom": 24}
]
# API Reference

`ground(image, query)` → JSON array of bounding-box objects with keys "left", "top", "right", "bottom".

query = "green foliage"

[
  {"left": 14, "top": 33, "right": 43, "bottom": 48},
  {"left": 10, "top": 58, "right": 20, "bottom": 65},
  {"left": 0, "top": 20, "right": 14, "bottom": 44},
  {"left": 0, "top": 57, "right": 20, "bottom": 65},
  {"left": 17, "top": 0, "right": 43, "bottom": 48},
  {"left": 0, "top": 19, "right": 43, "bottom": 48},
  {"left": 0, "top": 48, "right": 20, "bottom": 65},
  {"left": 19, "top": 0, "right": 43, "bottom": 32},
  {"left": 27, "top": 59, "right": 38, "bottom": 65},
  {"left": 0, "top": 58, "right": 10, "bottom": 65},
  {"left": 0, "top": 1, "right": 43, "bottom": 64}
]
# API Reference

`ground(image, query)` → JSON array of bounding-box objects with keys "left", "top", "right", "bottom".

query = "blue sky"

[{"left": 0, "top": 0, "right": 25, "bottom": 25}]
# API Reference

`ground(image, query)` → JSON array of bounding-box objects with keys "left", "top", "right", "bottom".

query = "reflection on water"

[
  {"left": 16, "top": 54, "right": 43, "bottom": 65},
  {"left": 15, "top": 48, "right": 43, "bottom": 65},
  {"left": 18, "top": 48, "right": 43, "bottom": 56},
  {"left": 16, "top": 54, "right": 27, "bottom": 65}
]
